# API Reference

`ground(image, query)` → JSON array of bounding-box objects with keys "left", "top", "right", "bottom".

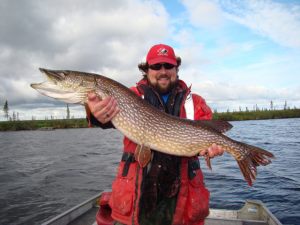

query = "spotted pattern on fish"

[{"left": 31, "top": 68, "right": 275, "bottom": 186}]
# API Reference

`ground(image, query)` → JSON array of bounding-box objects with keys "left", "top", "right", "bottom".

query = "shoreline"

[{"left": 1, "top": 108, "right": 299, "bottom": 131}]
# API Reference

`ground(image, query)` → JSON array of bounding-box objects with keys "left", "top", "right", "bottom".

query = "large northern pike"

[{"left": 31, "top": 68, "right": 274, "bottom": 186}]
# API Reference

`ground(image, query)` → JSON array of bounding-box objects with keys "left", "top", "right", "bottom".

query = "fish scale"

[{"left": 31, "top": 68, "right": 274, "bottom": 186}]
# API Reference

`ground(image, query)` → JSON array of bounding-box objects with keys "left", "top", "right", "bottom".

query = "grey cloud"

[
  {"left": 0, "top": 1, "right": 60, "bottom": 53},
  {"left": 0, "top": 0, "right": 169, "bottom": 118}
]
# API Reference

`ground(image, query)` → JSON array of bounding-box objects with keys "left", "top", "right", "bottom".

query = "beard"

[{"left": 152, "top": 79, "right": 177, "bottom": 94}]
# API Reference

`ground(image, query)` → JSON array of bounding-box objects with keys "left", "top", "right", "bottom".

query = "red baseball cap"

[{"left": 146, "top": 44, "right": 177, "bottom": 66}]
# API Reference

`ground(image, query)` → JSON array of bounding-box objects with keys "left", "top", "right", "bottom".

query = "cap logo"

[{"left": 157, "top": 48, "right": 168, "bottom": 56}]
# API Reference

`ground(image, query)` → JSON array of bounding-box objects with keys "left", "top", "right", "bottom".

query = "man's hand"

[{"left": 87, "top": 92, "right": 120, "bottom": 123}]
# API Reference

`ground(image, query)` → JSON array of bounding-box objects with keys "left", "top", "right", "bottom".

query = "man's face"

[{"left": 147, "top": 63, "right": 178, "bottom": 94}]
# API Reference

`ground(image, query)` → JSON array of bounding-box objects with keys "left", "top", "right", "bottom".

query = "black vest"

[{"left": 138, "top": 83, "right": 186, "bottom": 215}]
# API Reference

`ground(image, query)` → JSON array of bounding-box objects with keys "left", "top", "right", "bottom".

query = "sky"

[{"left": 1, "top": 0, "right": 300, "bottom": 120}]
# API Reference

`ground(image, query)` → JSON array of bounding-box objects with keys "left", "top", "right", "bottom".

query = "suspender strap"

[
  {"left": 188, "top": 158, "right": 200, "bottom": 180},
  {"left": 121, "top": 152, "right": 135, "bottom": 177}
]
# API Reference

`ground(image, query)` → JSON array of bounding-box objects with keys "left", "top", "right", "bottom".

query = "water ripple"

[{"left": 0, "top": 119, "right": 300, "bottom": 224}]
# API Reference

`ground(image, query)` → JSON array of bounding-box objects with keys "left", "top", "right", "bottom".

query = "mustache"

[{"left": 157, "top": 74, "right": 170, "bottom": 79}]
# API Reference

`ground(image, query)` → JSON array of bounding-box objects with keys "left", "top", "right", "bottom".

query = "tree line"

[
  {"left": 214, "top": 100, "right": 297, "bottom": 114},
  {"left": 2, "top": 100, "right": 72, "bottom": 121},
  {"left": 2, "top": 99, "right": 299, "bottom": 122},
  {"left": 2, "top": 100, "right": 20, "bottom": 121}
]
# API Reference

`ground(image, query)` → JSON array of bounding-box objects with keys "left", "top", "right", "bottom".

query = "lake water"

[{"left": 0, "top": 118, "right": 299, "bottom": 225}]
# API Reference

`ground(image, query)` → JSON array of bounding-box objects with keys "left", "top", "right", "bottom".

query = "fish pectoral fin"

[
  {"left": 134, "top": 145, "right": 151, "bottom": 168},
  {"left": 194, "top": 120, "right": 233, "bottom": 133},
  {"left": 204, "top": 153, "right": 213, "bottom": 170},
  {"left": 198, "top": 149, "right": 213, "bottom": 170},
  {"left": 84, "top": 104, "right": 92, "bottom": 128}
]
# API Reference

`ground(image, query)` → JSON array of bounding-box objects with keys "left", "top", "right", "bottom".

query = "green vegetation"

[
  {"left": 1, "top": 108, "right": 300, "bottom": 131},
  {"left": 0, "top": 119, "right": 88, "bottom": 131},
  {"left": 213, "top": 108, "right": 300, "bottom": 121}
]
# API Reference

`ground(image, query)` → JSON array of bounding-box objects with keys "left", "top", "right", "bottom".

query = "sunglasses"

[{"left": 149, "top": 63, "right": 175, "bottom": 70}]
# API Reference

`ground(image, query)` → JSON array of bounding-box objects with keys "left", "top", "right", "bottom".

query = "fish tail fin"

[{"left": 236, "top": 143, "right": 274, "bottom": 186}]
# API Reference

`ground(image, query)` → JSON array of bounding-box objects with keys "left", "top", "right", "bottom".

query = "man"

[{"left": 87, "top": 44, "right": 223, "bottom": 225}]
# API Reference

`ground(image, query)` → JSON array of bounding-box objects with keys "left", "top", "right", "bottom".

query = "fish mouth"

[
  {"left": 30, "top": 68, "right": 84, "bottom": 104},
  {"left": 31, "top": 68, "right": 70, "bottom": 94}
]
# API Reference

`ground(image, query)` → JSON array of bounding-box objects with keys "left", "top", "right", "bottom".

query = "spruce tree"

[
  {"left": 3, "top": 100, "right": 9, "bottom": 120},
  {"left": 66, "top": 104, "right": 70, "bottom": 119}
]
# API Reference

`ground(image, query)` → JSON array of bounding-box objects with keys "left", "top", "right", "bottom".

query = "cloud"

[
  {"left": 171, "top": 29, "right": 211, "bottom": 69},
  {"left": 193, "top": 80, "right": 300, "bottom": 111},
  {"left": 181, "top": 0, "right": 300, "bottom": 48},
  {"left": 0, "top": 0, "right": 170, "bottom": 111},
  {"left": 223, "top": 0, "right": 300, "bottom": 48},
  {"left": 177, "top": 0, "right": 300, "bottom": 104},
  {"left": 181, "top": 0, "right": 224, "bottom": 29}
]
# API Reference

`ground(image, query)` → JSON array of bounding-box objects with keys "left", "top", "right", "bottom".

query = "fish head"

[{"left": 31, "top": 68, "right": 97, "bottom": 104}]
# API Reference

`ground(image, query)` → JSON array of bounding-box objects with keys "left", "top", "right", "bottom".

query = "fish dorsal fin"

[{"left": 193, "top": 120, "right": 233, "bottom": 133}]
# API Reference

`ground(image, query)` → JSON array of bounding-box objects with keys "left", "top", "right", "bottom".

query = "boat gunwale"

[
  {"left": 41, "top": 193, "right": 282, "bottom": 225},
  {"left": 41, "top": 193, "right": 101, "bottom": 225}
]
